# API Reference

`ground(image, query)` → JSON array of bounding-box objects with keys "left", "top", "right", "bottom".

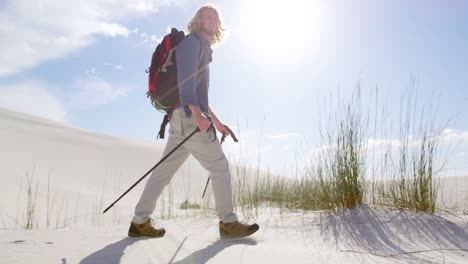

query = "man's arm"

[
  {"left": 176, "top": 35, "right": 201, "bottom": 110},
  {"left": 176, "top": 36, "right": 211, "bottom": 131}
]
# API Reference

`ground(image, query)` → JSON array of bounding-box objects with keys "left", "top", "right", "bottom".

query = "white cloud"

[
  {"left": 301, "top": 128, "right": 468, "bottom": 176},
  {"left": 102, "top": 63, "right": 125, "bottom": 71},
  {"left": 0, "top": 76, "right": 131, "bottom": 121},
  {"left": 440, "top": 128, "right": 468, "bottom": 145},
  {"left": 113, "top": 64, "right": 124, "bottom": 71},
  {"left": 309, "top": 144, "right": 332, "bottom": 156},
  {"left": 366, "top": 138, "right": 402, "bottom": 155},
  {"left": 0, "top": 81, "right": 66, "bottom": 122},
  {"left": 69, "top": 77, "right": 130, "bottom": 107},
  {"left": 85, "top": 68, "right": 98, "bottom": 75},
  {"left": 0, "top": 0, "right": 173, "bottom": 77},
  {"left": 307, "top": 131, "right": 467, "bottom": 160},
  {"left": 127, "top": 1, "right": 160, "bottom": 12},
  {"left": 365, "top": 129, "right": 468, "bottom": 156},
  {"left": 131, "top": 25, "right": 174, "bottom": 47},
  {"left": 367, "top": 138, "right": 401, "bottom": 148},
  {"left": 138, "top": 31, "right": 163, "bottom": 46}
]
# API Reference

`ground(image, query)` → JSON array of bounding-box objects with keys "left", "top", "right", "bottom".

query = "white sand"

[
  {"left": 1, "top": 108, "right": 467, "bottom": 263},
  {"left": 0, "top": 108, "right": 209, "bottom": 227},
  {"left": 437, "top": 176, "right": 468, "bottom": 211}
]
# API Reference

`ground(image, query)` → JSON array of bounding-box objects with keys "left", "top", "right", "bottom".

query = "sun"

[{"left": 241, "top": 0, "right": 322, "bottom": 60}]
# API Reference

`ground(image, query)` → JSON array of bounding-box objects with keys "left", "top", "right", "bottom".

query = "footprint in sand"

[
  {"left": 10, "top": 240, "right": 36, "bottom": 244},
  {"left": 10, "top": 240, "right": 55, "bottom": 245}
]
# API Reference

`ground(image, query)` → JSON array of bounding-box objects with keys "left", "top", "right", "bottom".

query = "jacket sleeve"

[{"left": 176, "top": 35, "right": 201, "bottom": 108}]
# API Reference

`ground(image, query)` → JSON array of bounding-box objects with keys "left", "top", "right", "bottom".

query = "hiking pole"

[
  {"left": 201, "top": 125, "right": 238, "bottom": 199},
  {"left": 103, "top": 127, "right": 200, "bottom": 214}
]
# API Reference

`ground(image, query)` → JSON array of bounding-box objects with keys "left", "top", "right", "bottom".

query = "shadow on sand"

[
  {"left": 321, "top": 204, "right": 468, "bottom": 262},
  {"left": 171, "top": 237, "right": 257, "bottom": 264},
  {"left": 80, "top": 237, "right": 148, "bottom": 264},
  {"left": 79, "top": 235, "right": 257, "bottom": 264}
]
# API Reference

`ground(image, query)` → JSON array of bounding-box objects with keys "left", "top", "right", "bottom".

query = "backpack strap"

[{"left": 157, "top": 112, "right": 171, "bottom": 139}]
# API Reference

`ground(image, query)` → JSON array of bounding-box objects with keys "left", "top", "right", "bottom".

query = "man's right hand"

[
  {"left": 193, "top": 113, "right": 211, "bottom": 131},
  {"left": 188, "top": 104, "right": 211, "bottom": 131}
]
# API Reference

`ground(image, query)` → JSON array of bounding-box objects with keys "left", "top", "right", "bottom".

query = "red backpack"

[
  {"left": 146, "top": 28, "right": 204, "bottom": 139},
  {"left": 146, "top": 28, "right": 185, "bottom": 114}
]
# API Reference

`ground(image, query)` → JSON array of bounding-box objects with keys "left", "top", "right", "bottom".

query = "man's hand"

[
  {"left": 214, "top": 122, "right": 229, "bottom": 137},
  {"left": 193, "top": 113, "right": 211, "bottom": 131},
  {"left": 208, "top": 106, "right": 228, "bottom": 136},
  {"left": 188, "top": 104, "right": 211, "bottom": 131}
]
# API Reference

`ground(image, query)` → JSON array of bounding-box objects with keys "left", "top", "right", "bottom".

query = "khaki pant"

[{"left": 132, "top": 108, "right": 238, "bottom": 224}]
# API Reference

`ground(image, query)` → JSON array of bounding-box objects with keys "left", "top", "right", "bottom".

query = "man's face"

[{"left": 199, "top": 8, "right": 219, "bottom": 37}]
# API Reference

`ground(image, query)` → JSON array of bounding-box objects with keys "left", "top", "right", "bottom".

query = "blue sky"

[{"left": 1, "top": 0, "right": 467, "bottom": 176}]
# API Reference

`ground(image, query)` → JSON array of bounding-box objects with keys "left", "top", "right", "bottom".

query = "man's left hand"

[{"left": 214, "top": 122, "right": 229, "bottom": 137}]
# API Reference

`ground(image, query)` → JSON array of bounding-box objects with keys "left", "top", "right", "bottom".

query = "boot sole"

[
  {"left": 219, "top": 225, "right": 259, "bottom": 239},
  {"left": 128, "top": 231, "right": 165, "bottom": 238}
]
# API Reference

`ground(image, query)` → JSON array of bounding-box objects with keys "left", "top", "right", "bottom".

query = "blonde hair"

[{"left": 187, "top": 4, "right": 226, "bottom": 46}]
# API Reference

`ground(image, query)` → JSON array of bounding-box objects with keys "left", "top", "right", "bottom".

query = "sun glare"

[{"left": 241, "top": 0, "right": 321, "bottom": 60}]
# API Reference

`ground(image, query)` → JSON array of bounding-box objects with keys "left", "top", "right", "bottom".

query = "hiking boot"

[
  {"left": 219, "top": 221, "right": 259, "bottom": 238},
  {"left": 128, "top": 219, "right": 166, "bottom": 238}
]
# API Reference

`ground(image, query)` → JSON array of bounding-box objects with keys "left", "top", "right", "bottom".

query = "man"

[{"left": 128, "top": 4, "right": 259, "bottom": 239}]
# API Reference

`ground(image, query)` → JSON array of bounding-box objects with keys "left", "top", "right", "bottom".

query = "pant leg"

[
  {"left": 180, "top": 113, "right": 238, "bottom": 223},
  {"left": 132, "top": 131, "right": 190, "bottom": 224}
]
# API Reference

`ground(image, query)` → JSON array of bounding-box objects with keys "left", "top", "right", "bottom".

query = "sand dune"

[
  {"left": 1, "top": 108, "right": 467, "bottom": 263},
  {"left": 0, "top": 108, "right": 209, "bottom": 227}
]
